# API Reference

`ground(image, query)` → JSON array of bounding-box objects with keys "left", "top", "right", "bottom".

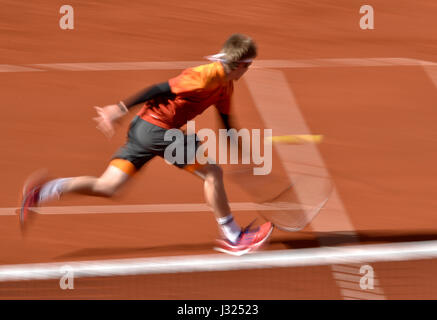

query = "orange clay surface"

[{"left": 1, "top": 0, "right": 437, "bottom": 299}]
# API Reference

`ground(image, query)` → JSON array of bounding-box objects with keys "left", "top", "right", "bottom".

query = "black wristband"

[{"left": 117, "top": 101, "right": 128, "bottom": 113}]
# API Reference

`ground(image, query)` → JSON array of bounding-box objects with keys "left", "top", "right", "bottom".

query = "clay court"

[{"left": 1, "top": 0, "right": 437, "bottom": 299}]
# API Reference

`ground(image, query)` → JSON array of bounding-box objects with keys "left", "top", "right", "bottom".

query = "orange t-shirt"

[{"left": 137, "top": 62, "right": 233, "bottom": 129}]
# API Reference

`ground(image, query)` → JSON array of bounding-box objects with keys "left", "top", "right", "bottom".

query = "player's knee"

[
  {"left": 93, "top": 179, "right": 120, "bottom": 197},
  {"left": 93, "top": 164, "right": 130, "bottom": 197},
  {"left": 204, "top": 164, "right": 223, "bottom": 183}
]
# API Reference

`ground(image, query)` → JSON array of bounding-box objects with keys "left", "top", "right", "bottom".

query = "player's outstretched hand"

[{"left": 93, "top": 104, "right": 127, "bottom": 139}]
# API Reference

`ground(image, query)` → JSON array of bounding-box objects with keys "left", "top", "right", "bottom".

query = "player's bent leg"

[
  {"left": 20, "top": 159, "right": 135, "bottom": 223},
  {"left": 185, "top": 163, "right": 274, "bottom": 255},
  {"left": 20, "top": 160, "right": 134, "bottom": 227},
  {"left": 185, "top": 163, "right": 241, "bottom": 242},
  {"left": 60, "top": 159, "right": 134, "bottom": 197},
  {"left": 191, "top": 163, "right": 231, "bottom": 219}
]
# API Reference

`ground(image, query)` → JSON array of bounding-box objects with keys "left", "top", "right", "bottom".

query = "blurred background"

[{"left": 1, "top": 0, "right": 437, "bottom": 299}]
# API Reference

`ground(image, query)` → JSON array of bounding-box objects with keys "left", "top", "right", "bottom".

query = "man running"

[{"left": 20, "top": 34, "right": 273, "bottom": 256}]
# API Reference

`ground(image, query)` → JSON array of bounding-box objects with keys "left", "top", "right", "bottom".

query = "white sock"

[
  {"left": 39, "top": 178, "right": 72, "bottom": 203},
  {"left": 217, "top": 215, "right": 241, "bottom": 244}
]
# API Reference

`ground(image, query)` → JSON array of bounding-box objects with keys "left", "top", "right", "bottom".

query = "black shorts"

[{"left": 112, "top": 116, "right": 200, "bottom": 170}]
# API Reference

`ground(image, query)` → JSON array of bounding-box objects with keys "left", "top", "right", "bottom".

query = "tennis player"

[{"left": 20, "top": 34, "right": 273, "bottom": 256}]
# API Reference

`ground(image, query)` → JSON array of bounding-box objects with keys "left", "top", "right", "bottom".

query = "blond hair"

[{"left": 220, "top": 34, "right": 257, "bottom": 70}]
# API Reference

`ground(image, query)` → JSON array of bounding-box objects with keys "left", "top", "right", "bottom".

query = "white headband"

[{"left": 205, "top": 53, "right": 253, "bottom": 63}]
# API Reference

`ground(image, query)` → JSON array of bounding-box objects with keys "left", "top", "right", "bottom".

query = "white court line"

[
  {"left": 0, "top": 57, "right": 432, "bottom": 75},
  {"left": 0, "top": 64, "right": 43, "bottom": 72},
  {"left": 0, "top": 201, "right": 309, "bottom": 216},
  {"left": 244, "top": 70, "right": 386, "bottom": 299},
  {"left": 0, "top": 240, "right": 437, "bottom": 282},
  {"left": 4, "top": 57, "right": 433, "bottom": 72}
]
